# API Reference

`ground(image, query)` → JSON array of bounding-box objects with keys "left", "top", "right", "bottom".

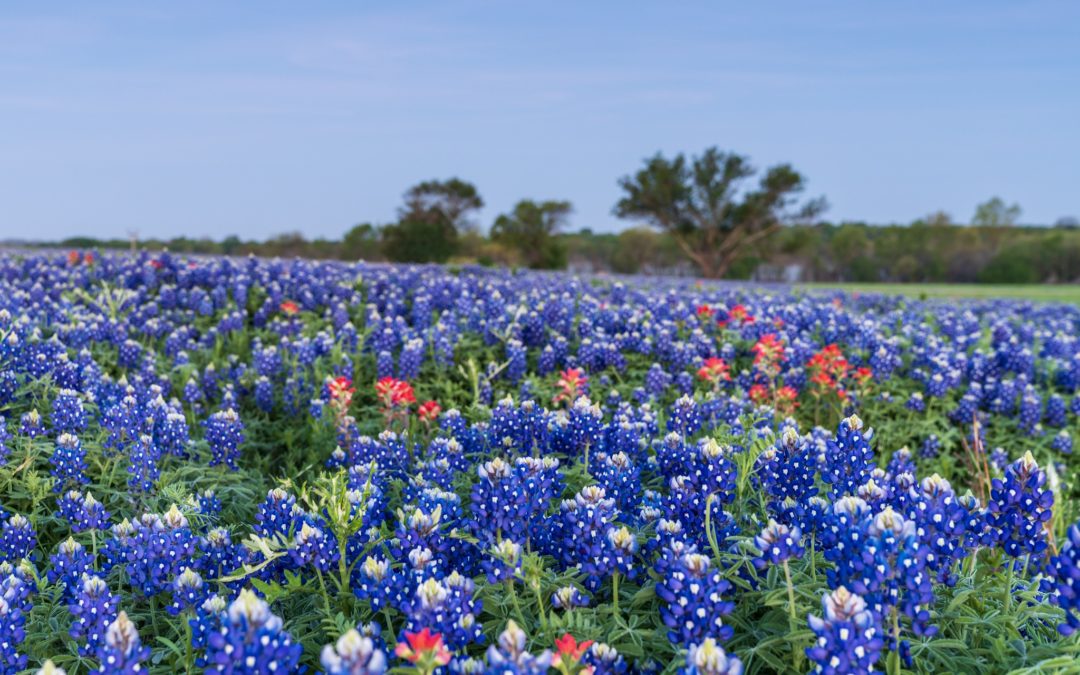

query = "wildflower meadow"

[{"left": 0, "top": 250, "right": 1078, "bottom": 675}]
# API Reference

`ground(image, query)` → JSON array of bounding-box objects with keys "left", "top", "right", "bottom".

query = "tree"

[
  {"left": 972, "top": 197, "right": 1022, "bottom": 227},
  {"left": 613, "top": 147, "right": 825, "bottom": 278},
  {"left": 382, "top": 179, "right": 483, "bottom": 263},
  {"left": 491, "top": 199, "right": 571, "bottom": 269},
  {"left": 341, "top": 223, "right": 382, "bottom": 261}
]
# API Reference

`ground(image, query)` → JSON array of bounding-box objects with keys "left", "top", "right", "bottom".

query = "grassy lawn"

[{"left": 795, "top": 282, "right": 1080, "bottom": 304}]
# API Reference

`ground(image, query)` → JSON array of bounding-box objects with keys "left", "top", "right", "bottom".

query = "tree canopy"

[
  {"left": 613, "top": 147, "right": 825, "bottom": 278},
  {"left": 491, "top": 199, "right": 571, "bottom": 269}
]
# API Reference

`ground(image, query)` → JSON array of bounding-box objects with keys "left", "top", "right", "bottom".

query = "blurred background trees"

[{"left": 29, "top": 161, "right": 1079, "bottom": 284}]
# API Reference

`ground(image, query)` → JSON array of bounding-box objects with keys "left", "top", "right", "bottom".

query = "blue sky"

[{"left": 1, "top": 1, "right": 1078, "bottom": 240}]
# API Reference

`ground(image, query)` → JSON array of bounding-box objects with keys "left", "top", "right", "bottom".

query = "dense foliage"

[{"left": 0, "top": 250, "right": 1078, "bottom": 674}]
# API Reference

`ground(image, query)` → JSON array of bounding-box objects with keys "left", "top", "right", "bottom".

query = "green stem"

[
  {"left": 507, "top": 579, "right": 528, "bottom": 627},
  {"left": 316, "top": 569, "right": 334, "bottom": 623},
  {"left": 783, "top": 560, "right": 801, "bottom": 671},
  {"left": 612, "top": 571, "right": 620, "bottom": 622}
]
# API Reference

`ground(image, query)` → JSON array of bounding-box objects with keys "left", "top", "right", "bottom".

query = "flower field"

[{"left": 1, "top": 250, "right": 1078, "bottom": 675}]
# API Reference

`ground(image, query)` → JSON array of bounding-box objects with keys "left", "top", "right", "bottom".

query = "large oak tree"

[{"left": 614, "top": 147, "right": 825, "bottom": 278}]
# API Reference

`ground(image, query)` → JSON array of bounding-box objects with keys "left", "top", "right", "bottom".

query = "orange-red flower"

[
  {"left": 67, "top": 250, "right": 81, "bottom": 266},
  {"left": 553, "top": 368, "right": 587, "bottom": 405},
  {"left": 697, "top": 357, "right": 731, "bottom": 385},
  {"left": 328, "top": 376, "right": 354, "bottom": 402},
  {"left": 417, "top": 400, "right": 441, "bottom": 423},
  {"left": 376, "top": 377, "right": 416, "bottom": 408},
  {"left": 553, "top": 633, "right": 594, "bottom": 667},
  {"left": 696, "top": 304, "right": 715, "bottom": 318},
  {"left": 775, "top": 385, "right": 800, "bottom": 414},
  {"left": 748, "top": 384, "right": 770, "bottom": 404},
  {"left": 280, "top": 300, "right": 300, "bottom": 316},
  {"left": 394, "top": 628, "right": 452, "bottom": 666}
]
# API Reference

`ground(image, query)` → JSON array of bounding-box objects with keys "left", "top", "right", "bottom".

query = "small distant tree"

[
  {"left": 382, "top": 179, "right": 483, "bottom": 263},
  {"left": 1054, "top": 215, "right": 1079, "bottom": 229},
  {"left": 491, "top": 199, "right": 571, "bottom": 269},
  {"left": 341, "top": 223, "right": 382, "bottom": 261},
  {"left": 614, "top": 147, "right": 825, "bottom": 278},
  {"left": 972, "top": 197, "right": 1022, "bottom": 227}
]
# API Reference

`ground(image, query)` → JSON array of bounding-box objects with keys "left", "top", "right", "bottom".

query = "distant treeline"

[
  {"left": 42, "top": 221, "right": 1080, "bottom": 284},
  {"left": 24, "top": 146, "right": 1080, "bottom": 283}
]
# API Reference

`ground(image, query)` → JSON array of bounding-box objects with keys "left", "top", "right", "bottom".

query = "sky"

[{"left": 1, "top": 1, "right": 1078, "bottom": 241}]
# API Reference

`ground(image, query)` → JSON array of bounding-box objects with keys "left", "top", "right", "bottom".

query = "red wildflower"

[
  {"left": 696, "top": 304, "right": 715, "bottom": 318},
  {"left": 855, "top": 367, "right": 873, "bottom": 383},
  {"left": 696, "top": 357, "right": 731, "bottom": 385},
  {"left": 83, "top": 252, "right": 94, "bottom": 265},
  {"left": 748, "top": 384, "right": 770, "bottom": 404},
  {"left": 67, "top": 251, "right": 81, "bottom": 266},
  {"left": 775, "top": 385, "right": 800, "bottom": 414},
  {"left": 150, "top": 259, "right": 163, "bottom": 270},
  {"left": 417, "top": 400, "right": 442, "bottom": 423},
  {"left": 280, "top": 300, "right": 300, "bottom": 316},
  {"left": 729, "top": 304, "right": 755, "bottom": 324},
  {"left": 751, "top": 334, "right": 786, "bottom": 377},
  {"left": 327, "top": 376, "right": 354, "bottom": 402},
  {"left": 394, "top": 628, "right": 452, "bottom": 666},
  {"left": 375, "top": 377, "right": 416, "bottom": 408},
  {"left": 553, "top": 368, "right": 587, "bottom": 405},
  {"left": 553, "top": 633, "right": 595, "bottom": 667}
]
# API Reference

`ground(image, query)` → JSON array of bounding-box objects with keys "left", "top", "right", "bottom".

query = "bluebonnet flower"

[
  {"left": 806, "top": 587, "right": 885, "bottom": 674},
  {"left": 50, "top": 432, "right": 90, "bottom": 490},
  {"left": 51, "top": 389, "right": 88, "bottom": 435},
  {"left": 679, "top": 638, "right": 743, "bottom": 675},
  {"left": 402, "top": 573, "right": 485, "bottom": 651},
  {"left": 558, "top": 486, "right": 619, "bottom": 591},
  {"left": 157, "top": 410, "right": 191, "bottom": 458},
  {"left": 97, "top": 611, "right": 150, "bottom": 674},
  {"left": 47, "top": 537, "right": 93, "bottom": 598},
  {"left": 19, "top": 409, "right": 45, "bottom": 438},
  {"left": 482, "top": 539, "right": 523, "bottom": 584},
  {"left": 470, "top": 458, "right": 532, "bottom": 546},
  {"left": 480, "top": 620, "right": 552, "bottom": 674},
  {"left": 753, "top": 520, "right": 804, "bottom": 569},
  {"left": 190, "top": 594, "right": 227, "bottom": 656},
  {"left": 203, "top": 408, "right": 245, "bottom": 469},
  {"left": 668, "top": 395, "right": 703, "bottom": 436},
  {"left": 169, "top": 567, "right": 209, "bottom": 615},
  {"left": 904, "top": 392, "right": 925, "bottom": 412},
  {"left": 290, "top": 520, "right": 340, "bottom": 572},
  {"left": 204, "top": 589, "right": 303, "bottom": 673},
  {"left": 0, "top": 591, "right": 28, "bottom": 672},
  {"left": 0, "top": 418, "right": 10, "bottom": 465},
  {"left": 354, "top": 556, "right": 408, "bottom": 612},
  {"left": 986, "top": 451, "right": 1054, "bottom": 558},
  {"left": 1046, "top": 522, "right": 1080, "bottom": 635},
  {"left": 198, "top": 527, "right": 247, "bottom": 580},
  {"left": 321, "top": 628, "right": 389, "bottom": 674},
  {"left": 909, "top": 474, "right": 970, "bottom": 585},
  {"left": 1051, "top": 430, "right": 1073, "bottom": 455},
  {"left": 0, "top": 515, "right": 36, "bottom": 562},
  {"left": 551, "top": 585, "right": 590, "bottom": 610},
  {"left": 756, "top": 427, "right": 818, "bottom": 518},
  {"left": 255, "top": 487, "right": 302, "bottom": 538},
  {"left": 821, "top": 415, "right": 876, "bottom": 499},
  {"left": 657, "top": 552, "right": 734, "bottom": 647},
  {"left": 69, "top": 574, "right": 119, "bottom": 658},
  {"left": 255, "top": 376, "right": 275, "bottom": 412},
  {"left": 920, "top": 434, "right": 940, "bottom": 459},
  {"left": 584, "top": 642, "right": 628, "bottom": 675},
  {"left": 58, "top": 491, "right": 110, "bottom": 533},
  {"left": 591, "top": 452, "right": 642, "bottom": 515},
  {"left": 127, "top": 434, "right": 160, "bottom": 493}
]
